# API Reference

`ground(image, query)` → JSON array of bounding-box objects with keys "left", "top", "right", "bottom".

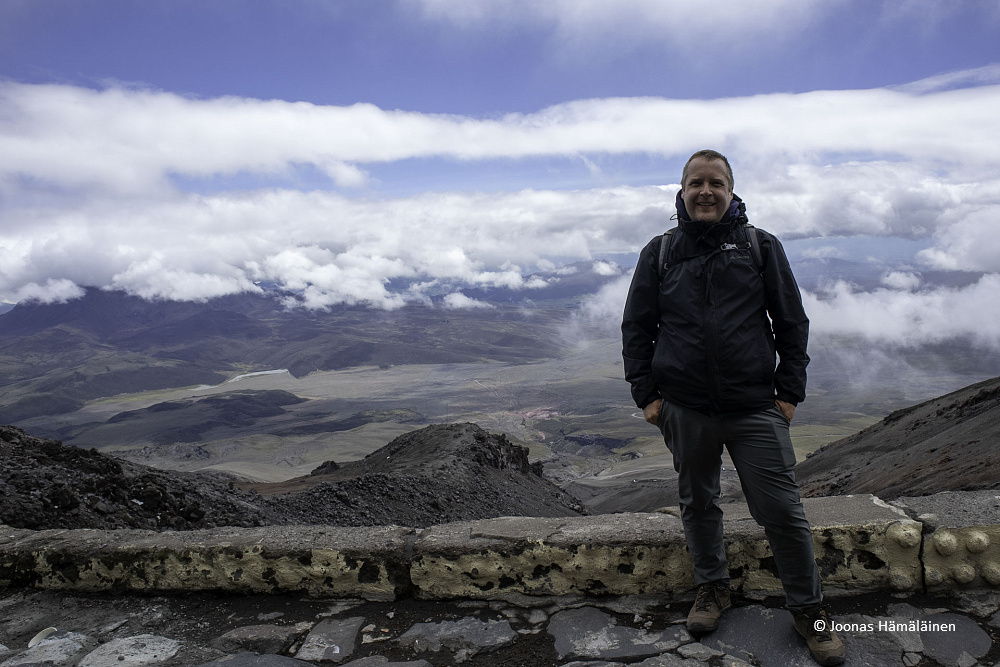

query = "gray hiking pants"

[{"left": 657, "top": 399, "right": 822, "bottom": 611}]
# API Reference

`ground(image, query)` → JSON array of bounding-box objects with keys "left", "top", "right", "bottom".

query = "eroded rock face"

[{"left": 245, "top": 423, "right": 583, "bottom": 528}]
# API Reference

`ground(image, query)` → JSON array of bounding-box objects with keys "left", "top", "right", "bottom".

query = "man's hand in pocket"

[{"left": 644, "top": 399, "right": 663, "bottom": 425}]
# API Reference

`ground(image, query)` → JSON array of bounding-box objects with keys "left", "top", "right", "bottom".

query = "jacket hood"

[{"left": 675, "top": 190, "right": 747, "bottom": 241}]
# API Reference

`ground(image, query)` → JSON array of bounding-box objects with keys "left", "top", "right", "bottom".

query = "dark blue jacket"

[{"left": 621, "top": 193, "right": 809, "bottom": 415}]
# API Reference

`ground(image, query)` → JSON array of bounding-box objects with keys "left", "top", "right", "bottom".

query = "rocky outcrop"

[
  {"left": 243, "top": 423, "right": 584, "bottom": 527},
  {"left": 0, "top": 423, "right": 582, "bottom": 533},
  {"left": 797, "top": 375, "right": 1000, "bottom": 499},
  {"left": 0, "top": 425, "right": 276, "bottom": 531}
]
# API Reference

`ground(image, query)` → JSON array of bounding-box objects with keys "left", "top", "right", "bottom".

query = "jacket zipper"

[{"left": 704, "top": 254, "right": 722, "bottom": 412}]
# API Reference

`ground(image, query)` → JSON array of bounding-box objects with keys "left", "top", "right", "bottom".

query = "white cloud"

[
  {"left": 895, "top": 64, "right": 1000, "bottom": 94},
  {"left": 2, "top": 72, "right": 1000, "bottom": 349},
  {"left": 111, "top": 262, "right": 262, "bottom": 303},
  {"left": 916, "top": 206, "right": 1000, "bottom": 272},
  {"left": 591, "top": 260, "right": 619, "bottom": 276},
  {"left": 881, "top": 271, "right": 921, "bottom": 291},
  {"left": 319, "top": 160, "right": 370, "bottom": 188},
  {"left": 573, "top": 271, "right": 1000, "bottom": 351},
  {"left": 741, "top": 160, "right": 998, "bottom": 240},
  {"left": 804, "top": 275, "right": 1000, "bottom": 348},
  {"left": 11, "top": 279, "right": 85, "bottom": 305},
  {"left": 442, "top": 292, "right": 494, "bottom": 309},
  {"left": 573, "top": 273, "right": 632, "bottom": 334},
  {"left": 0, "top": 186, "right": 668, "bottom": 306},
  {"left": 523, "top": 276, "right": 550, "bottom": 289},
  {"left": 569, "top": 259, "right": 1000, "bottom": 351},
  {"left": 4, "top": 80, "right": 1000, "bottom": 198}
]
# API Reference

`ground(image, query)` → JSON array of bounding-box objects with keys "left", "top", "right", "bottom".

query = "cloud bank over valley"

[{"left": 3, "top": 71, "right": 1000, "bottom": 352}]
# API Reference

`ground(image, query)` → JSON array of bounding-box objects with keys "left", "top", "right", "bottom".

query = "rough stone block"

[
  {"left": 547, "top": 606, "right": 687, "bottom": 661},
  {"left": 211, "top": 624, "right": 310, "bottom": 655},
  {"left": 722, "top": 495, "right": 923, "bottom": 595},
  {"left": 77, "top": 634, "right": 180, "bottom": 667},
  {"left": 395, "top": 617, "right": 515, "bottom": 663},
  {"left": 410, "top": 514, "right": 693, "bottom": 598},
  {"left": 894, "top": 491, "right": 1000, "bottom": 590},
  {"left": 0, "top": 631, "right": 89, "bottom": 667},
  {"left": 698, "top": 605, "right": 815, "bottom": 667},
  {"left": 2, "top": 490, "right": 1000, "bottom": 603},
  {"left": 676, "top": 642, "right": 724, "bottom": 660},
  {"left": 295, "top": 617, "right": 365, "bottom": 664},
  {"left": 0, "top": 526, "right": 413, "bottom": 600}
]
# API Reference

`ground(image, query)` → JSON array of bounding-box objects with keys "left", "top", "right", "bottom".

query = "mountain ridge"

[
  {"left": 796, "top": 374, "right": 1000, "bottom": 499},
  {"left": 0, "top": 421, "right": 582, "bottom": 532}
]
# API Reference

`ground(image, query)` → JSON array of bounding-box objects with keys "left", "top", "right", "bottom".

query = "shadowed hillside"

[
  {"left": 0, "top": 422, "right": 582, "bottom": 531},
  {"left": 796, "top": 374, "right": 1000, "bottom": 499},
  {"left": 243, "top": 422, "right": 584, "bottom": 526}
]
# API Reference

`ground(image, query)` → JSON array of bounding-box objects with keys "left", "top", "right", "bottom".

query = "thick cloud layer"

[
  {"left": 0, "top": 186, "right": 668, "bottom": 307},
  {"left": 2, "top": 76, "right": 1000, "bottom": 350},
  {"left": 3, "top": 81, "right": 1000, "bottom": 196}
]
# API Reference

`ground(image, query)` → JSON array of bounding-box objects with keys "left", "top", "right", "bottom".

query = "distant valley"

[{"left": 3, "top": 256, "right": 1000, "bottom": 514}]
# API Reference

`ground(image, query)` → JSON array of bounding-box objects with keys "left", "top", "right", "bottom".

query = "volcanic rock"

[
  {"left": 797, "top": 375, "right": 1000, "bottom": 499},
  {"left": 250, "top": 423, "right": 585, "bottom": 527},
  {"left": 0, "top": 424, "right": 278, "bottom": 531},
  {"left": 0, "top": 422, "right": 582, "bottom": 532}
]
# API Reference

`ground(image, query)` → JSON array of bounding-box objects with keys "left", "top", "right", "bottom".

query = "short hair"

[{"left": 682, "top": 149, "right": 734, "bottom": 191}]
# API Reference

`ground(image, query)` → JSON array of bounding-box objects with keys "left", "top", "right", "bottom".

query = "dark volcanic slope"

[
  {"left": 247, "top": 422, "right": 585, "bottom": 527},
  {"left": 797, "top": 375, "right": 1000, "bottom": 499},
  {"left": 0, "top": 424, "right": 276, "bottom": 531},
  {"left": 0, "top": 422, "right": 583, "bottom": 532}
]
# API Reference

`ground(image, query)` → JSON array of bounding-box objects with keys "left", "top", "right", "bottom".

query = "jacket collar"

[{"left": 675, "top": 191, "right": 747, "bottom": 242}]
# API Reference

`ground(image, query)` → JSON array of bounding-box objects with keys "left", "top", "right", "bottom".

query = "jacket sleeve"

[
  {"left": 760, "top": 232, "right": 809, "bottom": 405},
  {"left": 621, "top": 238, "right": 663, "bottom": 409}
]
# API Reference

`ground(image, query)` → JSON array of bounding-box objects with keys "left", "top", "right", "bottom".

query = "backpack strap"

[
  {"left": 657, "top": 224, "right": 763, "bottom": 283},
  {"left": 745, "top": 224, "right": 763, "bottom": 275},
  {"left": 656, "top": 228, "right": 677, "bottom": 282}
]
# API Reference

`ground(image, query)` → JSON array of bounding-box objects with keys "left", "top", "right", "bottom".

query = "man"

[{"left": 621, "top": 150, "right": 844, "bottom": 666}]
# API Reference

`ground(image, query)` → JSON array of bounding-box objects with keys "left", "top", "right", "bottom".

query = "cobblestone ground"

[{"left": 2, "top": 588, "right": 1000, "bottom": 667}]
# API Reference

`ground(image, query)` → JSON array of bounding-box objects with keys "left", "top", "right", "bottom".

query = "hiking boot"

[
  {"left": 686, "top": 582, "right": 731, "bottom": 633},
  {"left": 793, "top": 606, "right": 845, "bottom": 666}
]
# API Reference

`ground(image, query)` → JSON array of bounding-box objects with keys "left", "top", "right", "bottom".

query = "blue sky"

[
  {"left": 2, "top": 0, "right": 1000, "bottom": 347},
  {"left": 3, "top": 1, "right": 998, "bottom": 112}
]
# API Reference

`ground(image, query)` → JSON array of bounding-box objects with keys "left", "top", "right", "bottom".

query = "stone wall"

[{"left": 1, "top": 492, "right": 998, "bottom": 600}]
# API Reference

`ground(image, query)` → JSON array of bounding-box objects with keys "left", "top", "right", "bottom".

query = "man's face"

[{"left": 681, "top": 157, "right": 733, "bottom": 224}]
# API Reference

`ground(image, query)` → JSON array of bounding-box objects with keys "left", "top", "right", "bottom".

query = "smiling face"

[{"left": 681, "top": 156, "right": 733, "bottom": 224}]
